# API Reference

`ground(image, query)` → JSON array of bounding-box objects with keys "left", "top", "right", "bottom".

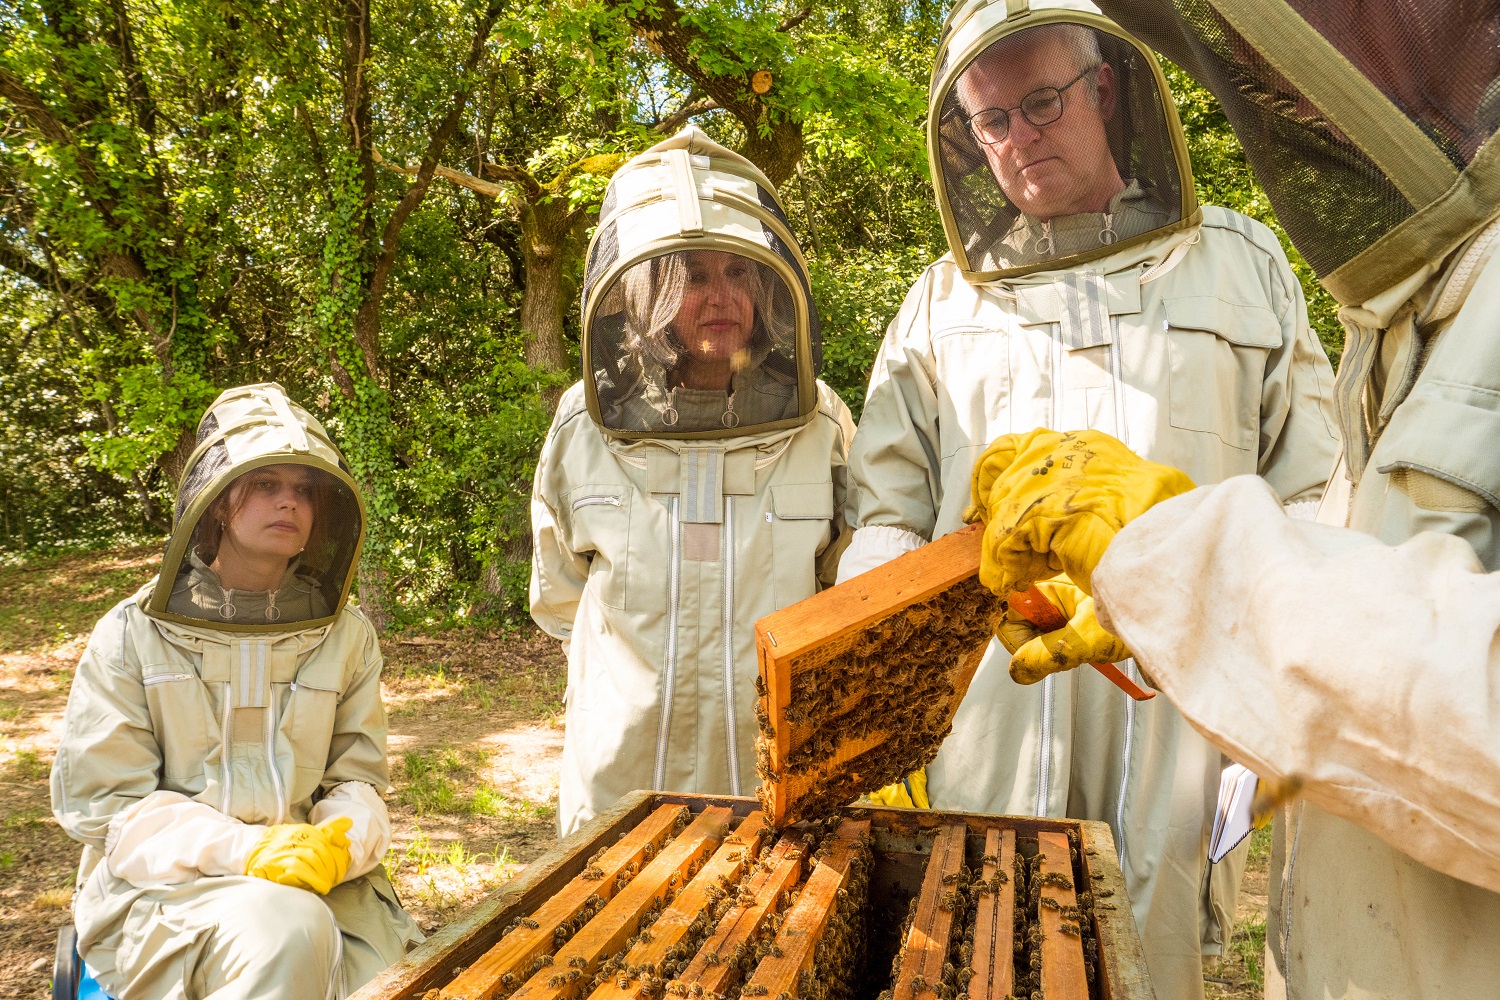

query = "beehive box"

[{"left": 354, "top": 793, "right": 1155, "bottom": 1000}]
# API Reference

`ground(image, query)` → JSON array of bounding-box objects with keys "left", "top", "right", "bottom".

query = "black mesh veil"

[
  {"left": 1095, "top": 0, "right": 1500, "bottom": 300},
  {"left": 587, "top": 248, "right": 807, "bottom": 435},
  {"left": 146, "top": 383, "right": 366, "bottom": 633},
  {"left": 579, "top": 126, "right": 821, "bottom": 440},
  {"left": 931, "top": 14, "right": 1195, "bottom": 279}
]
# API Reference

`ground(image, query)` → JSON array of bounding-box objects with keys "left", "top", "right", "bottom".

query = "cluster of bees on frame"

[
  {"left": 754, "top": 576, "right": 1006, "bottom": 820},
  {"left": 871, "top": 830, "right": 1106, "bottom": 1000}
]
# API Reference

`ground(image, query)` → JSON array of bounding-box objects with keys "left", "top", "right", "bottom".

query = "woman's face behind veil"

[
  {"left": 673, "top": 250, "right": 759, "bottom": 378},
  {"left": 214, "top": 464, "right": 317, "bottom": 567}
]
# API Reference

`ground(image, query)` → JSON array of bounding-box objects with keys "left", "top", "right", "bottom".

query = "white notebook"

[{"left": 1209, "top": 763, "right": 1260, "bottom": 864}]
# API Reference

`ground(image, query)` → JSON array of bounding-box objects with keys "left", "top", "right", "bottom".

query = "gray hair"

[{"left": 956, "top": 23, "right": 1104, "bottom": 115}]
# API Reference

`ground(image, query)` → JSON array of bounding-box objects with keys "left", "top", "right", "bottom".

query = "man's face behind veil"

[{"left": 957, "top": 28, "right": 1125, "bottom": 221}]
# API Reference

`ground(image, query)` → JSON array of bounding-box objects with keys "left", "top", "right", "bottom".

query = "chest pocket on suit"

[
  {"left": 565, "top": 485, "right": 631, "bottom": 610},
  {"left": 1164, "top": 295, "right": 1281, "bottom": 452},
  {"left": 278, "top": 655, "right": 346, "bottom": 803},
  {"left": 142, "top": 663, "right": 219, "bottom": 786},
  {"left": 769, "top": 483, "right": 834, "bottom": 608}
]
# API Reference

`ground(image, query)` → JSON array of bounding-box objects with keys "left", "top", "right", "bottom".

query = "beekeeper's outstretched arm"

[{"left": 973, "top": 428, "right": 1500, "bottom": 895}]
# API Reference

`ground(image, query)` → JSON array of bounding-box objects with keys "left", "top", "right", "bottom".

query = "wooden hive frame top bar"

[
  {"left": 441, "top": 804, "right": 688, "bottom": 1000},
  {"left": 968, "top": 828, "right": 1017, "bottom": 1000},
  {"left": 739, "top": 817, "right": 872, "bottom": 996},
  {"left": 754, "top": 525, "right": 998, "bottom": 825},
  {"left": 893, "top": 823, "right": 968, "bottom": 1000},
  {"left": 508, "top": 807, "right": 734, "bottom": 1000},
  {"left": 669, "top": 830, "right": 812, "bottom": 996},
  {"left": 586, "top": 812, "right": 771, "bottom": 1000}
]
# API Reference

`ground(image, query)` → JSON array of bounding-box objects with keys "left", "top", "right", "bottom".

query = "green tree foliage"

[{"left": 1, "top": 0, "right": 1342, "bottom": 626}]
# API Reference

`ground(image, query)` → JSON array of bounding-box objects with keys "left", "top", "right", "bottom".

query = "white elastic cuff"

[
  {"left": 311, "top": 781, "right": 392, "bottom": 881},
  {"left": 1284, "top": 499, "right": 1319, "bottom": 521},
  {"left": 835, "top": 525, "right": 928, "bottom": 584}
]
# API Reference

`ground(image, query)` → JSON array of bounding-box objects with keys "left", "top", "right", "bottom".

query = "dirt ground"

[{"left": 0, "top": 545, "right": 1271, "bottom": 999}]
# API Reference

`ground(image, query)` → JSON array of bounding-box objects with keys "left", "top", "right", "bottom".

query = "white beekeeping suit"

[
  {"left": 51, "top": 384, "right": 422, "bottom": 1000},
  {"left": 530, "top": 127, "right": 855, "bottom": 836},
  {"left": 1070, "top": 1, "right": 1500, "bottom": 996},
  {"left": 840, "top": 2, "right": 1339, "bottom": 997}
]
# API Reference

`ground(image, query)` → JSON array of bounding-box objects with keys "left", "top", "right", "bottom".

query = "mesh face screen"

[
  {"left": 582, "top": 218, "right": 620, "bottom": 318},
  {"left": 588, "top": 249, "right": 805, "bottom": 435},
  {"left": 169, "top": 465, "right": 360, "bottom": 627},
  {"left": 1096, "top": 1, "right": 1500, "bottom": 278},
  {"left": 934, "top": 24, "right": 1186, "bottom": 275}
]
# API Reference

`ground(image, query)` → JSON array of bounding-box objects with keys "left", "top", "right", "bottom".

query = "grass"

[
  {"left": 0, "top": 543, "right": 160, "bottom": 654},
  {"left": 397, "top": 744, "right": 555, "bottom": 822},
  {"left": 1230, "top": 912, "right": 1268, "bottom": 991},
  {"left": 6, "top": 747, "right": 49, "bottom": 780}
]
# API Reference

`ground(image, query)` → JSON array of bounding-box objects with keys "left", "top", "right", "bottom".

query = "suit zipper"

[
  {"left": 220, "top": 682, "right": 233, "bottom": 814},
  {"left": 1282, "top": 802, "right": 1303, "bottom": 975},
  {"left": 1036, "top": 323, "right": 1065, "bottom": 815},
  {"left": 1115, "top": 658, "right": 1138, "bottom": 862},
  {"left": 143, "top": 672, "right": 195, "bottom": 686},
  {"left": 572, "top": 495, "right": 622, "bottom": 511},
  {"left": 722, "top": 496, "right": 741, "bottom": 796},
  {"left": 653, "top": 497, "right": 682, "bottom": 790},
  {"left": 1108, "top": 315, "right": 1135, "bottom": 861}
]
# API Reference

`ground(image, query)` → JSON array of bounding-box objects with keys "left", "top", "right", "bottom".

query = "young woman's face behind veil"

[
  {"left": 217, "top": 464, "right": 317, "bottom": 566},
  {"left": 672, "top": 250, "right": 758, "bottom": 368}
]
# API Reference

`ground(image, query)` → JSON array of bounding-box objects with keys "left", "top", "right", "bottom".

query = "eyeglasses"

[{"left": 965, "top": 66, "right": 1099, "bottom": 145}]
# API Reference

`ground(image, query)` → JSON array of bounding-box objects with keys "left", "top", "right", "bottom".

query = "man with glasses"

[{"left": 839, "top": 3, "right": 1339, "bottom": 998}]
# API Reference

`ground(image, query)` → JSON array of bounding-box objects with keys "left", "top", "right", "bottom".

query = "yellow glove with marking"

[
  {"left": 867, "top": 769, "right": 929, "bottom": 809},
  {"left": 244, "top": 817, "right": 353, "bottom": 895},
  {"left": 996, "top": 576, "right": 1130, "bottom": 685},
  {"left": 968, "top": 429, "right": 1195, "bottom": 599}
]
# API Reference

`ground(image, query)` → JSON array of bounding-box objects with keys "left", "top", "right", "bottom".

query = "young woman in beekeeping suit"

[
  {"left": 529, "top": 126, "right": 855, "bottom": 836},
  {"left": 839, "top": 2, "right": 1339, "bottom": 997},
  {"left": 51, "top": 383, "right": 421, "bottom": 1000}
]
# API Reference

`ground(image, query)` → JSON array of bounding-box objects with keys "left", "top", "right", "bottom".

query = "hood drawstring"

[{"left": 217, "top": 586, "right": 284, "bottom": 622}]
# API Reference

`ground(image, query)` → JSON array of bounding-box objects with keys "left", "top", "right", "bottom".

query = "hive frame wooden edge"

[
  {"left": 753, "top": 524, "right": 987, "bottom": 802},
  {"left": 354, "top": 792, "right": 1155, "bottom": 1000}
]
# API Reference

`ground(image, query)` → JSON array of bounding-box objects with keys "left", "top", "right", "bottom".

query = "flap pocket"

[
  {"left": 772, "top": 483, "right": 834, "bottom": 520},
  {"left": 292, "top": 655, "right": 347, "bottom": 694},
  {"left": 1164, "top": 295, "right": 1282, "bottom": 348},
  {"left": 1373, "top": 384, "right": 1500, "bottom": 511}
]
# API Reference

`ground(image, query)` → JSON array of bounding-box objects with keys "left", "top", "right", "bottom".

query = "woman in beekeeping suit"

[
  {"left": 51, "top": 383, "right": 421, "bottom": 1000},
  {"left": 530, "top": 126, "right": 855, "bottom": 836}
]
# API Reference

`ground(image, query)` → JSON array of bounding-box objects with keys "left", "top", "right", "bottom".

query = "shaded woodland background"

[{"left": 0, "top": 0, "right": 1342, "bottom": 627}]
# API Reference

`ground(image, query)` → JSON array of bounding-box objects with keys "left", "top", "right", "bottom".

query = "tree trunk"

[{"left": 520, "top": 199, "right": 571, "bottom": 386}]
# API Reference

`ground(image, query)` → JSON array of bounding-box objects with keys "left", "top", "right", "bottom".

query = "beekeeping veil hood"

[
  {"left": 931, "top": 0, "right": 1198, "bottom": 282},
  {"left": 580, "top": 126, "right": 821, "bottom": 439},
  {"left": 1091, "top": 0, "right": 1500, "bottom": 309},
  {"left": 144, "top": 383, "right": 365, "bottom": 633}
]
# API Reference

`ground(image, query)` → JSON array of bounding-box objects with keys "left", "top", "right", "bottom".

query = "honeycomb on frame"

[{"left": 752, "top": 524, "right": 1003, "bottom": 826}]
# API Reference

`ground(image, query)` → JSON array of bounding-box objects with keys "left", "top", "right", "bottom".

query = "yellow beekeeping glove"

[
  {"left": 867, "top": 769, "right": 929, "bottom": 809},
  {"left": 244, "top": 817, "right": 353, "bottom": 895},
  {"left": 968, "top": 429, "right": 1195, "bottom": 599},
  {"left": 996, "top": 576, "right": 1131, "bottom": 684}
]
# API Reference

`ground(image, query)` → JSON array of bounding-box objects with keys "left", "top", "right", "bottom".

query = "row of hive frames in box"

[{"left": 418, "top": 802, "right": 1109, "bottom": 1000}]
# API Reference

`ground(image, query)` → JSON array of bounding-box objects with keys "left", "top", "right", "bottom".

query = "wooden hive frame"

[
  {"left": 753, "top": 524, "right": 1001, "bottom": 826},
  {"left": 354, "top": 794, "right": 1155, "bottom": 1000}
]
